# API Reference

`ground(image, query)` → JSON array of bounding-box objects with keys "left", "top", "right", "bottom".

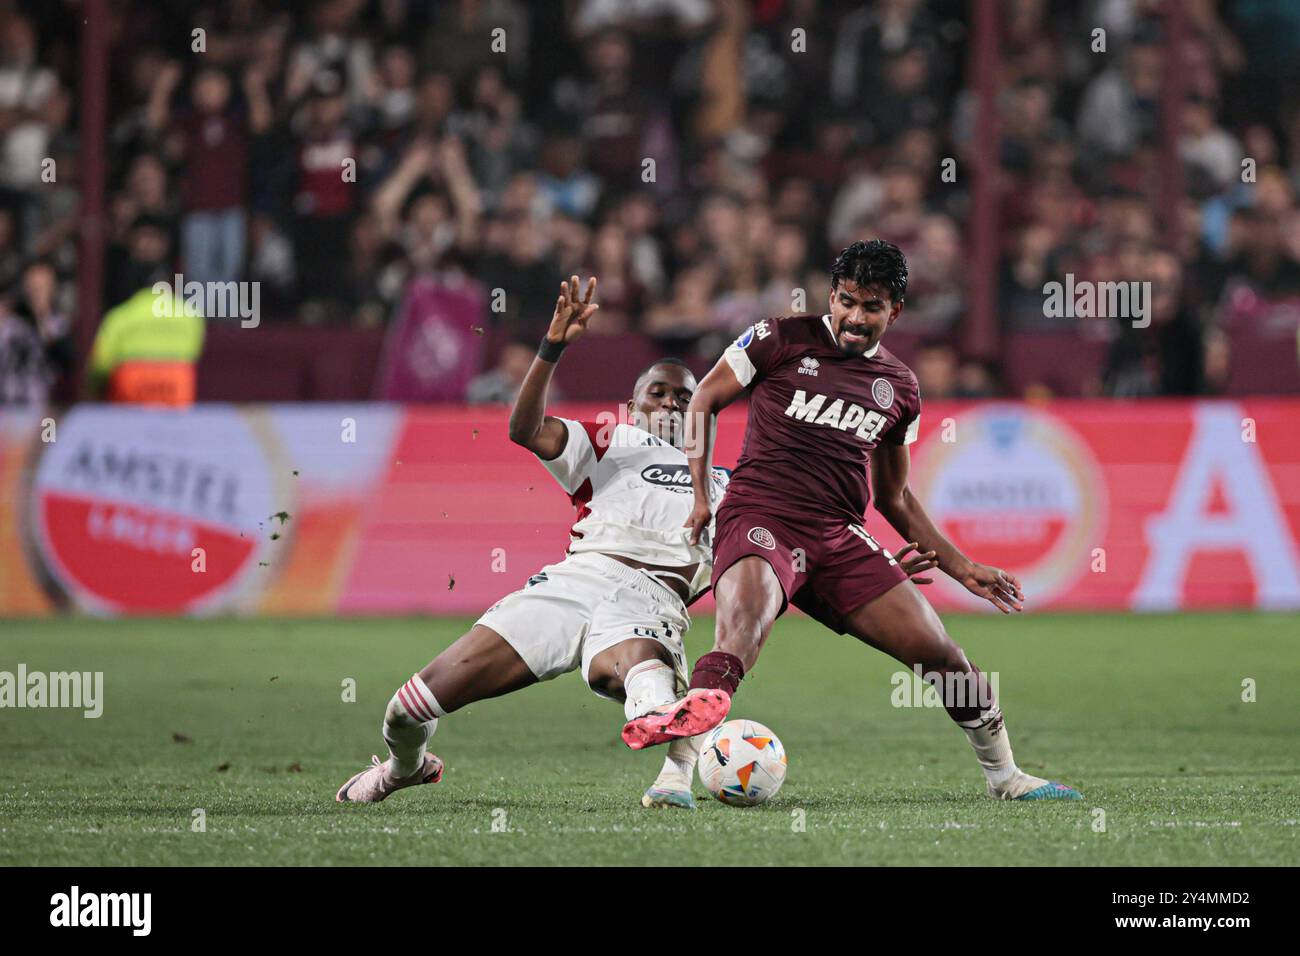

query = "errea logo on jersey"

[
  {"left": 784, "top": 390, "right": 890, "bottom": 442},
  {"left": 799, "top": 357, "right": 819, "bottom": 376}
]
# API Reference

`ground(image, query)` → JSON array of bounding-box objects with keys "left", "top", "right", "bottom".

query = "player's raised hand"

[
  {"left": 960, "top": 563, "right": 1025, "bottom": 614},
  {"left": 684, "top": 499, "right": 712, "bottom": 547},
  {"left": 546, "top": 275, "right": 599, "bottom": 344},
  {"left": 894, "top": 542, "right": 938, "bottom": 585}
]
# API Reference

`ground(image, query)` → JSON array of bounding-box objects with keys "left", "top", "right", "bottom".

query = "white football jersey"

[{"left": 538, "top": 418, "right": 729, "bottom": 602}]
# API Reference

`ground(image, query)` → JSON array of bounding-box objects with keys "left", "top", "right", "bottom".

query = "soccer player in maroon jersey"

[{"left": 622, "top": 240, "right": 1082, "bottom": 801}]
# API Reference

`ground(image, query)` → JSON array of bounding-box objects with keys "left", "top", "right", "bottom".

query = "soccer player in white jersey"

[{"left": 335, "top": 276, "right": 735, "bottom": 809}]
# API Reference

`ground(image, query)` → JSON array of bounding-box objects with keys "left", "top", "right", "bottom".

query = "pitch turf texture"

[{"left": 2, "top": 613, "right": 1296, "bottom": 866}]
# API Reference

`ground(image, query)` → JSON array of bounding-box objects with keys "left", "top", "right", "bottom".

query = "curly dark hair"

[{"left": 830, "top": 239, "right": 909, "bottom": 304}]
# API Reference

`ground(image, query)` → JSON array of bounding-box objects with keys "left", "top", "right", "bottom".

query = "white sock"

[
  {"left": 654, "top": 735, "right": 700, "bottom": 790},
  {"left": 622, "top": 659, "right": 676, "bottom": 721},
  {"left": 383, "top": 675, "right": 444, "bottom": 779},
  {"left": 623, "top": 660, "right": 696, "bottom": 791},
  {"left": 956, "top": 707, "right": 1020, "bottom": 789}
]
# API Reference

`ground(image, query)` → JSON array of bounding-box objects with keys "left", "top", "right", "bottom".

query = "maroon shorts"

[{"left": 710, "top": 506, "right": 908, "bottom": 634}]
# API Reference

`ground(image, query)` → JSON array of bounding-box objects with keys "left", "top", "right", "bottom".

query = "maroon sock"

[{"left": 689, "top": 651, "right": 745, "bottom": 696}]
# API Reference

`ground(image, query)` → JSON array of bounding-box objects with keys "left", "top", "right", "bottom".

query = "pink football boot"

[
  {"left": 336, "top": 753, "right": 444, "bottom": 803},
  {"left": 621, "top": 689, "right": 731, "bottom": 750}
]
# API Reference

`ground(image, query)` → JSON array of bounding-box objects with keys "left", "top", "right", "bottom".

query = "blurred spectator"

[
  {"left": 0, "top": 261, "right": 72, "bottom": 404},
  {"left": 285, "top": 0, "right": 376, "bottom": 114},
  {"left": 1103, "top": 250, "right": 1206, "bottom": 397},
  {"left": 422, "top": 0, "right": 530, "bottom": 83},
  {"left": 88, "top": 282, "right": 204, "bottom": 407},
  {"left": 1000, "top": 224, "right": 1060, "bottom": 331},
  {"left": 1223, "top": 207, "right": 1300, "bottom": 299},
  {"left": 1076, "top": 29, "right": 1163, "bottom": 160},
  {"left": 0, "top": 206, "right": 23, "bottom": 289},
  {"left": 1179, "top": 95, "right": 1242, "bottom": 192},
  {"left": 913, "top": 341, "right": 958, "bottom": 399},
  {"left": 860, "top": 45, "right": 944, "bottom": 148},
  {"left": 755, "top": 222, "right": 809, "bottom": 319},
  {"left": 954, "top": 360, "right": 998, "bottom": 399},
  {"left": 111, "top": 154, "right": 176, "bottom": 244},
  {"left": 535, "top": 134, "right": 600, "bottom": 220},
  {"left": 292, "top": 71, "right": 357, "bottom": 314},
  {"left": 105, "top": 214, "right": 174, "bottom": 310},
  {"left": 900, "top": 214, "right": 963, "bottom": 332},
  {"left": 0, "top": 302, "right": 49, "bottom": 403},
  {"left": 572, "top": 0, "right": 713, "bottom": 38},
  {"left": 0, "top": 14, "right": 58, "bottom": 200},
  {"left": 149, "top": 63, "right": 270, "bottom": 287},
  {"left": 562, "top": 32, "right": 677, "bottom": 192},
  {"left": 478, "top": 209, "right": 558, "bottom": 339},
  {"left": 466, "top": 338, "right": 562, "bottom": 405},
  {"left": 583, "top": 220, "right": 643, "bottom": 335},
  {"left": 247, "top": 212, "right": 295, "bottom": 314},
  {"left": 372, "top": 43, "right": 417, "bottom": 133},
  {"left": 830, "top": 0, "right": 956, "bottom": 117},
  {"left": 643, "top": 261, "right": 721, "bottom": 352},
  {"left": 454, "top": 66, "right": 537, "bottom": 207}
]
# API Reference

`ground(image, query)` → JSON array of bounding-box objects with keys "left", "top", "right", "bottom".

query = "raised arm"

[
  {"left": 507, "top": 275, "right": 599, "bottom": 460},
  {"left": 144, "top": 60, "right": 182, "bottom": 133},
  {"left": 682, "top": 357, "right": 747, "bottom": 545},
  {"left": 242, "top": 65, "right": 275, "bottom": 136},
  {"left": 871, "top": 441, "right": 1024, "bottom": 614}
]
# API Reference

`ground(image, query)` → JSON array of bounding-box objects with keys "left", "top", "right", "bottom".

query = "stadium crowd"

[{"left": 2, "top": 0, "right": 1299, "bottom": 404}]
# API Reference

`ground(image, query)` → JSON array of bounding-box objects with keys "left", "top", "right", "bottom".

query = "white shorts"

[{"left": 476, "top": 552, "right": 690, "bottom": 700}]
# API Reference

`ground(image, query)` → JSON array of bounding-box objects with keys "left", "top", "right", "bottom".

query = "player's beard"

[{"left": 837, "top": 320, "right": 875, "bottom": 354}]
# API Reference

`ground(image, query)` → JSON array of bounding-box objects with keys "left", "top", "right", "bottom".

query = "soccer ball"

[{"left": 697, "top": 719, "right": 788, "bottom": 806}]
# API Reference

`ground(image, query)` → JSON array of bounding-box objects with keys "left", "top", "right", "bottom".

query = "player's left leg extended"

[
  {"left": 588, "top": 639, "right": 702, "bottom": 809},
  {"left": 840, "top": 580, "right": 1082, "bottom": 801},
  {"left": 336, "top": 623, "right": 538, "bottom": 803}
]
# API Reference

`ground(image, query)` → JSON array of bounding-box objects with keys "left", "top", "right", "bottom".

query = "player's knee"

[
  {"left": 587, "top": 640, "right": 673, "bottom": 700},
  {"left": 919, "top": 634, "right": 970, "bottom": 674},
  {"left": 887, "top": 610, "right": 968, "bottom": 673},
  {"left": 586, "top": 665, "right": 622, "bottom": 699},
  {"left": 384, "top": 690, "right": 421, "bottom": 729}
]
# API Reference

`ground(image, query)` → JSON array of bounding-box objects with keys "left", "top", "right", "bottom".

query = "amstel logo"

[
  {"left": 27, "top": 407, "right": 287, "bottom": 614},
  {"left": 911, "top": 406, "right": 1106, "bottom": 607}
]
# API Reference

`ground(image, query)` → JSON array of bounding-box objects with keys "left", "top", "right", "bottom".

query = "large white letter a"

[{"left": 1134, "top": 404, "right": 1300, "bottom": 609}]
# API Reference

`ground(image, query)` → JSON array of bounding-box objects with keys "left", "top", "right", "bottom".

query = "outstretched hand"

[
  {"left": 960, "top": 563, "right": 1024, "bottom": 614},
  {"left": 546, "top": 275, "right": 599, "bottom": 344}
]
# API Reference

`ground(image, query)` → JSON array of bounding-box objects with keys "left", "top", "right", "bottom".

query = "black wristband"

[{"left": 538, "top": 337, "right": 567, "bottom": 362}]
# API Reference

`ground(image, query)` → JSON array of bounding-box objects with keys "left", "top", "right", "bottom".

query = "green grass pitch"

[{"left": 1, "top": 612, "right": 1297, "bottom": 866}]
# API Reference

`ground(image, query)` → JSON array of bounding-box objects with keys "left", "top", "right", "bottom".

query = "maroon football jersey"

[{"left": 719, "top": 314, "right": 921, "bottom": 522}]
